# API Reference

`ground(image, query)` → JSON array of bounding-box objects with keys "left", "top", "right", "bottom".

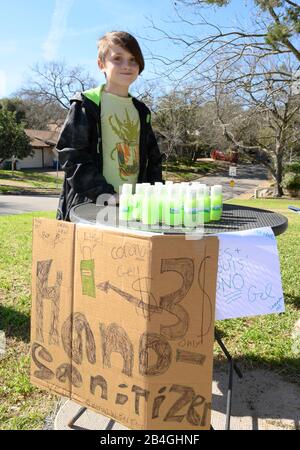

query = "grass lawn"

[
  {"left": 0, "top": 211, "right": 57, "bottom": 430},
  {"left": 163, "top": 160, "right": 222, "bottom": 182},
  {"left": 0, "top": 198, "right": 299, "bottom": 429},
  {"left": 0, "top": 170, "right": 62, "bottom": 194},
  {"left": 0, "top": 166, "right": 202, "bottom": 192},
  {"left": 0, "top": 161, "right": 221, "bottom": 191},
  {"left": 216, "top": 198, "right": 300, "bottom": 380}
]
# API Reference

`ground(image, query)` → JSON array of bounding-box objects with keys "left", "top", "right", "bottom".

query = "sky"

[{"left": 0, "top": 0, "right": 251, "bottom": 98}]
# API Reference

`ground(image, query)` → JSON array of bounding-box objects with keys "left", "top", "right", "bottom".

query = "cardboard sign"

[
  {"left": 216, "top": 227, "right": 285, "bottom": 320},
  {"left": 30, "top": 218, "right": 219, "bottom": 430}
]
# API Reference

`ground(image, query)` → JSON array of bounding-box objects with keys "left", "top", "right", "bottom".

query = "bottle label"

[
  {"left": 170, "top": 208, "right": 180, "bottom": 214},
  {"left": 184, "top": 207, "right": 198, "bottom": 213},
  {"left": 121, "top": 207, "right": 129, "bottom": 213},
  {"left": 211, "top": 205, "right": 221, "bottom": 211}
]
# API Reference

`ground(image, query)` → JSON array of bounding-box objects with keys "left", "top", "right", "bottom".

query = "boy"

[{"left": 56, "top": 31, "right": 163, "bottom": 221}]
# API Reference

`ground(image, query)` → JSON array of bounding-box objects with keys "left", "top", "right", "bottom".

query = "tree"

[
  {"left": 153, "top": 89, "right": 185, "bottom": 169},
  {"left": 0, "top": 110, "right": 33, "bottom": 166},
  {"left": 0, "top": 97, "right": 66, "bottom": 130},
  {"left": 20, "top": 99, "right": 66, "bottom": 130},
  {"left": 213, "top": 57, "right": 300, "bottom": 195},
  {"left": 0, "top": 98, "right": 27, "bottom": 124},
  {"left": 176, "top": 1, "right": 300, "bottom": 63},
  {"left": 150, "top": 84, "right": 242, "bottom": 163},
  {"left": 146, "top": 0, "right": 300, "bottom": 195},
  {"left": 17, "top": 61, "right": 97, "bottom": 110}
]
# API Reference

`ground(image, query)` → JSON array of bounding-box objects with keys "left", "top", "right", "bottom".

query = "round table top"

[{"left": 70, "top": 202, "right": 288, "bottom": 236}]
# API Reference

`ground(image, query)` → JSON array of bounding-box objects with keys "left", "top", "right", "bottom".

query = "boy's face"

[{"left": 98, "top": 45, "right": 139, "bottom": 88}]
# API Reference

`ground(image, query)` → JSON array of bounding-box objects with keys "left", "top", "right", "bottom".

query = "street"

[
  {"left": 0, "top": 195, "right": 59, "bottom": 215},
  {"left": 0, "top": 164, "right": 268, "bottom": 215}
]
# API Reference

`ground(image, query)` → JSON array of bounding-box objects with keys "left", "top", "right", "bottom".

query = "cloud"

[
  {"left": 42, "top": 0, "right": 74, "bottom": 61},
  {"left": 0, "top": 70, "right": 7, "bottom": 97}
]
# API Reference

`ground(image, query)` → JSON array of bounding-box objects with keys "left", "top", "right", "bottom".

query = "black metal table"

[
  {"left": 70, "top": 202, "right": 288, "bottom": 236},
  {"left": 68, "top": 201, "right": 288, "bottom": 430}
]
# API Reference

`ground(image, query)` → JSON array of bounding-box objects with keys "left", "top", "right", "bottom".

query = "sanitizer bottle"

[
  {"left": 196, "top": 184, "right": 205, "bottom": 227},
  {"left": 184, "top": 187, "right": 197, "bottom": 228},
  {"left": 169, "top": 185, "right": 182, "bottom": 227},
  {"left": 119, "top": 183, "right": 133, "bottom": 224},
  {"left": 154, "top": 182, "right": 164, "bottom": 224},
  {"left": 141, "top": 185, "right": 158, "bottom": 226},
  {"left": 210, "top": 185, "right": 223, "bottom": 221},
  {"left": 132, "top": 183, "right": 144, "bottom": 221},
  {"left": 180, "top": 183, "right": 189, "bottom": 225},
  {"left": 204, "top": 185, "right": 211, "bottom": 223},
  {"left": 161, "top": 184, "right": 170, "bottom": 226}
]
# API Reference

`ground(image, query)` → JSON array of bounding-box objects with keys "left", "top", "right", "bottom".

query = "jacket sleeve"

[
  {"left": 146, "top": 117, "right": 164, "bottom": 183},
  {"left": 56, "top": 100, "right": 115, "bottom": 201}
]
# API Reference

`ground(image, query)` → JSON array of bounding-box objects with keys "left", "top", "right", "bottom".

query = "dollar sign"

[
  {"left": 131, "top": 274, "right": 160, "bottom": 319},
  {"left": 197, "top": 252, "right": 213, "bottom": 344}
]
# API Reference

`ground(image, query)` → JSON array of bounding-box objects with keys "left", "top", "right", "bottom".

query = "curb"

[{"left": 0, "top": 190, "right": 61, "bottom": 197}]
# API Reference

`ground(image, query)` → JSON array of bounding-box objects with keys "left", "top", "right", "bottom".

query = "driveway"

[{"left": 195, "top": 163, "right": 268, "bottom": 200}]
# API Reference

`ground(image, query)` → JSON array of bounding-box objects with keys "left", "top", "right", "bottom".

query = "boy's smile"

[{"left": 98, "top": 44, "right": 140, "bottom": 97}]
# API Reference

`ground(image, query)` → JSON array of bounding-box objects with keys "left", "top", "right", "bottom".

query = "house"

[
  {"left": 1, "top": 124, "right": 61, "bottom": 170},
  {"left": 20, "top": 128, "right": 60, "bottom": 169}
]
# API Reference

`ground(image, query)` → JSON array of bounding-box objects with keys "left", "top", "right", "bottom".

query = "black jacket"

[{"left": 55, "top": 88, "right": 163, "bottom": 221}]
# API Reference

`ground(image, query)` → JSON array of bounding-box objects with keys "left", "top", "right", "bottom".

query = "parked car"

[{"left": 210, "top": 149, "right": 239, "bottom": 163}]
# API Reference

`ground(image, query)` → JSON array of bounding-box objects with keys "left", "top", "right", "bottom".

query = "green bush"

[
  {"left": 282, "top": 172, "right": 300, "bottom": 192},
  {"left": 284, "top": 162, "right": 300, "bottom": 174}
]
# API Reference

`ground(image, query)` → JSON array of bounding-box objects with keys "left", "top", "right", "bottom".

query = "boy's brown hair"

[{"left": 97, "top": 31, "right": 145, "bottom": 74}]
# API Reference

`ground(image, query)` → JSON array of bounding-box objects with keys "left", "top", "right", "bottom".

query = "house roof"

[{"left": 25, "top": 129, "right": 60, "bottom": 148}]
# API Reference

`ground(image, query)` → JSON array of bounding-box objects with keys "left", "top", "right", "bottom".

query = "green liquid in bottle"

[
  {"left": 204, "top": 193, "right": 211, "bottom": 223},
  {"left": 142, "top": 193, "right": 158, "bottom": 226},
  {"left": 210, "top": 194, "right": 222, "bottom": 221},
  {"left": 132, "top": 194, "right": 142, "bottom": 221}
]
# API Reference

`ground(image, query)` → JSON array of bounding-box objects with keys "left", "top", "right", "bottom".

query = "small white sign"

[
  {"left": 216, "top": 227, "right": 285, "bottom": 320},
  {"left": 229, "top": 166, "right": 237, "bottom": 177}
]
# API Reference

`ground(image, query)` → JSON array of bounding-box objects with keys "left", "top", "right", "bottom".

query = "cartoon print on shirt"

[{"left": 109, "top": 109, "right": 139, "bottom": 180}]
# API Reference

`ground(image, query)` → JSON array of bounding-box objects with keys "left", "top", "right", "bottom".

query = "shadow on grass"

[
  {"left": 284, "top": 293, "right": 300, "bottom": 310},
  {"left": 0, "top": 304, "right": 30, "bottom": 342},
  {"left": 0, "top": 170, "right": 62, "bottom": 184},
  {"left": 162, "top": 165, "right": 213, "bottom": 175}
]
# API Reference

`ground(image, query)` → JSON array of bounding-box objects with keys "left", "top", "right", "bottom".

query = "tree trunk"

[
  {"left": 274, "top": 151, "right": 283, "bottom": 197},
  {"left": 192, "top": 143, "right": 198, "bottom": 163}
]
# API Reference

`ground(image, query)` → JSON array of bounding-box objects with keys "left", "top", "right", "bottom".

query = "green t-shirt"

[{"left": 101, "top": 91, "right": 140, "bottom": 195}]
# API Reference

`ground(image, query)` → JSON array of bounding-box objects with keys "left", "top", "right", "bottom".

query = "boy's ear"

[{"left": 97, "top": 58, "right": 105, "bottom": 72}]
